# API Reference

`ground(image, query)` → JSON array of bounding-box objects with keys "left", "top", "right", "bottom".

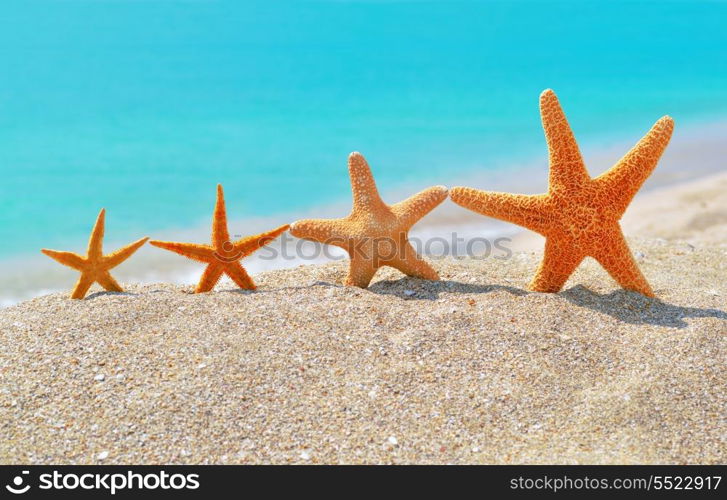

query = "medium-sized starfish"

[
  {"left": 290, "top": 152, "right": 448, "bottom": 288},
  {"left": 42, "top": 209, "right": 149, "bottom": 299},
  {"left": 450, "top": 89, "right": 674, "bottom": 297},
  {"left": 150, "top": 185, "right": 288, "bottom": 292}
]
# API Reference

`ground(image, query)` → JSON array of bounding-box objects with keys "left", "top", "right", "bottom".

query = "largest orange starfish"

[
  {"left": 150, "top": 185, "right": 288, "bottom": 292},
  {"left": 450, "top": 89, "right": 674, "bottom": 297},
  {"left": 290, "top": 152, "right": 448, "bottom": 288},
  {"left": 42, "top": 209, "right": 149, "bottom": 299}
]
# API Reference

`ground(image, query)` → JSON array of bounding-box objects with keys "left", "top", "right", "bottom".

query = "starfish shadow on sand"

[
  {"left": 85, "top": 290, "right": 140, "bottom": 300},
  {"left": 214, "top": 278, "right": 724, "bottom": 329},
  {"left": 221, "top": 281, "right": 345, "bottom": 295},
  {"left": 220, "top": 277, "right": 523, "bottom": 300},
  {"left": 560, "top": 285, "right": 727, "bottom": 328},
  {"left": 368, "top": 277, "right": 527, "bottom": 301}
]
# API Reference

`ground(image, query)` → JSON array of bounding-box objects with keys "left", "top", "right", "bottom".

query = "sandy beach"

[{"left": 1, "top": 171, "right": 725, "bottom": 465}]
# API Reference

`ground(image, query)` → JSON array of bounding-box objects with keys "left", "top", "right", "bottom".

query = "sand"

[{"left": 1, "top": 173, "right": 725, "bottom": 465}]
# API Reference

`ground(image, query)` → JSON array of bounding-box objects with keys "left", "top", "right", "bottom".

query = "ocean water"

[{"left": 0, "top": 1, "right": 726, "bottom": 268}]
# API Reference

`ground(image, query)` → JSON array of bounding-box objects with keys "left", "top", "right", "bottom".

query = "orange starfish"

[
  {"left": 450, "top": 89, "right": 674, "bottom": 297},
  {"left": 149, "top": 185, "right": 288, "bottom": 292},
  {"left": 41, "top": 209, "right": 149, "bottom": 299},
  {"left": 290, "top": 152, "right": 448, "bottom": 288}
]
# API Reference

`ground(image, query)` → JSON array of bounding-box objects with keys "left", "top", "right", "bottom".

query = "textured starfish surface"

[
  {"left": 42, "top": 209, "right": 149, "bottom": 299},
  {"left": 290, "top": 152, "right": 448, "bottom": 288},
  {"left": 450, "top": 89, "right": 674, "bottom": 297},
  {"left": 150, "top": 185, "right": 288, "bottom": 293}
]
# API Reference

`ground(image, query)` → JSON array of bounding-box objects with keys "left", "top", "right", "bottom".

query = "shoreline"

[{"left": 1, "top": 117, "right": 725, "bottom": 306}]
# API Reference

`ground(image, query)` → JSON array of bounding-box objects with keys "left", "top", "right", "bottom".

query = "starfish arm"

[
  {"left": 591, "top": 228, "right": 654, "bottom": 297},
  {"left": 96, "top": 271, "right": 123, "bottom": 292},
  {"left": 41, "top": 249, "right": 86, "bottom": 271},
  {"left": 196, "top": 264, "right": 225, "bottom": 293},
  {"left": 212, "top": 184, "right": 231, "bottom": 249},
  {"left": 450, "top": 187, "right": 551, "bottom": 235},
  {"left": 234, "top": 224, "right": 290, "bottom": 256},
  {"left": 70, "top": 273, "right": 95, "bottom": 300},
  {"left": 388, "top": 243, "right": 439, "bottom": 281},
  {"left": 594, "top": 116, "right": 674, "bottom": 217},
  {"left": 104, "top": 237, "right": 149, "bottom": 268},
  {"left": 149, "top": 240, "right": 215, "bottom": 263},
  {"left": 224, "top": 262, "right": 256, "bottom": 290},
  {"left": 390, "top": 185, "right": 448, "bottom": 230},
  {"left": 290, "top": 218, "right": 349, "bottom": 248},
  {"left": 86, "top": 208, "right": 106, "bottom": 260},
  {"left": 529, "top": 237, "right": 585, "bottom": 293},
  {"left": 540, "top": 89, "right": 589, "bottom": 192},
  {"left": 344, "top": 255, "right": 379, "bottom": 288},
  {"left": 348, "top": 152, "right": 387, "bottom": 214}
]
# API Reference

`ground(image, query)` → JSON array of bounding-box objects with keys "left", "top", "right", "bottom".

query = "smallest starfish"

[
  {"left": 150, "top": 184, "right": 289, "bottom": 292},
  {"left": 42, "top": 209, "right": 149, "bottom": 299}
]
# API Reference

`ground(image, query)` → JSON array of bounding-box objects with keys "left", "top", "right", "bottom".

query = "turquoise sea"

[{"left": 1, "top": 0, "right": 726, "bottom": 261}]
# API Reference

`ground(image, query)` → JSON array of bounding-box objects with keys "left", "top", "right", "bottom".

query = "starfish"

[
  {"left": 149, "top": 185, "right": 288, "bottom": 292},
  {"left": 450, "top": 89, "right": 674, "bottom": 297},
  {"left": 290, "top": 152, "right": 448, "bottom": 288},
  {"left": 41, "top": 209, "right": 149, "bottom": 299}
]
